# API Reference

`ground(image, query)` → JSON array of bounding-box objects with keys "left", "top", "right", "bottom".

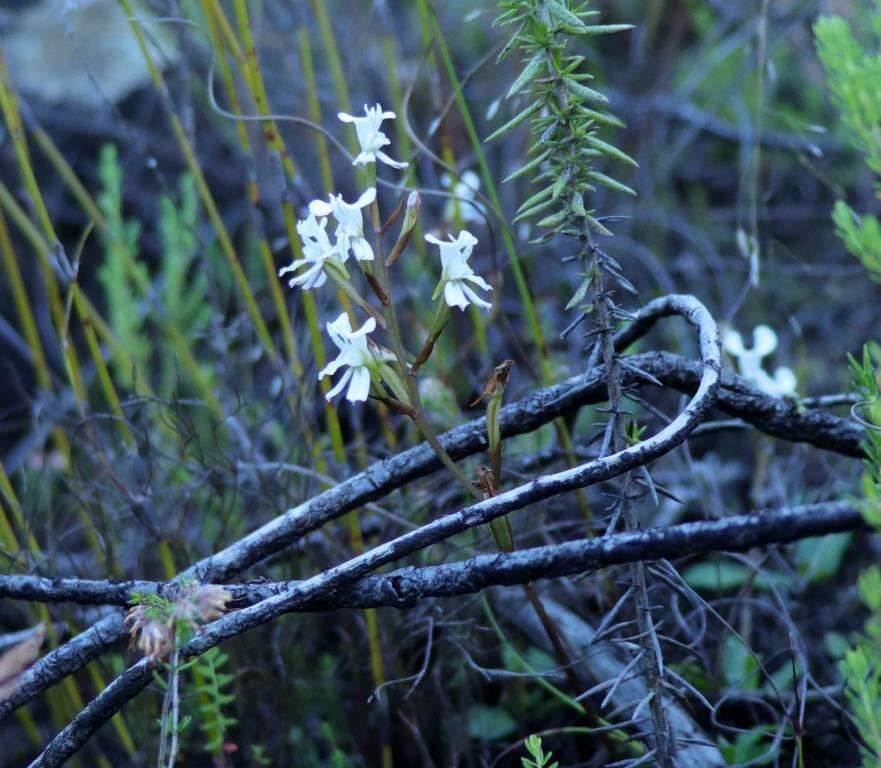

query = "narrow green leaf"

[
  {"left": 503, "top": 147, "right": 553, "bottom": 183},
  {"left": 586, "top": 171, "right": 636, "bottom": 196},
  {"left": 585, "top": 135, "right": 638, "bottom": 166},
  {"left": 582, "top": 24, "right": 636, "bottom": 35},
  {"left": 536, "top": 207, "right": 570, "bottom": 228},
  {"left": 563, "top": 78, "right": 609, "bottom": 104},
  {"left": 485, "top": 100, "right": 543, "bottom": 142},
  {"left": 507, "top": 53, "right": 544, "bottom": 99}
]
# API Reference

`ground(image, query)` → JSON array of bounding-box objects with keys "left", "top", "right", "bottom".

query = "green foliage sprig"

[
  {"left": 97, "top": 143, "right": 149, "bottom": 386},
  {"left": 816, "top": 8, "right": 881, "bottom": 282},
  {"left": 195, "top": 646, "right": 237, "bottom": 755},
  {"left": 817, "top": 4, "right": 881, "bottom": 764},
  {"left": 522, "top": 734, "right": 559, "bottom": 768},
  {"left": 491, "top": 0, "right": 636, "bottom": 243}
]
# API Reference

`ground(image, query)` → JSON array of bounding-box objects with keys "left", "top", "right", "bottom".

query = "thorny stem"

[{"left": 592, "top": 247, "right": 674, "bottom": 767}]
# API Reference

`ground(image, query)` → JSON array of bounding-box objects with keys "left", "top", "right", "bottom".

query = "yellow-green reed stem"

[
  {"left": 308, "top": 0, "right": 370, "bottom": 191},
  {"left": 297, "top": 29, "right": 334, "bottom": 192},
  {"left": 420, "top": 3, "right": 592, "bottom": 520},
  {"left": 224, "top": 0, "right": 344, "bottom": 456},
  {"left": 118, "top": 0, "right": 277, "bottom": 359},
  {"left": 30, "top": 125, "right": 104, "bottom": 227},
  {"left": 0, "top": 207, "right": 52, "bottom": 393},
  {"left": 0, "top": 59, "right": 87, "bottom": 407},
  {"left": 0, "top": 54, "right": 136, "bottom": 450},
  {"left": 200, "top": 0, "right": 303, "bottom": 383},
  {"left": 381, "top": 36, "right": 427, "bottom": 267},
  {"left": 0, "top": 70, "right": 156, "bottom": 761},
  {"left": 309, "top": 0, "right": 353, "bottom": 122},
  {"left": 200, "top": 0, "right": 251, "bottom": 163}
]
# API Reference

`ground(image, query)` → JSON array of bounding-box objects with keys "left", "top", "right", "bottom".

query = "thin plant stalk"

[{"left": 295, "top": 29, "right": 396, "bottom": 764}]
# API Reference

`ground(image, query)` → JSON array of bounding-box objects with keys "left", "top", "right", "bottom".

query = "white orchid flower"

[
  {"left": 723, "top": 324, "right": 797, "bottom": 397},
  {"left": 442, "top": 170, "right": 485, "bottom": 224},
  {"left": 318, "top": 313, "right": 381, "bottom": 403},
  {"left": 753, "top": 367, "right": 798, "bottom": 398},
  {"left": 278, "top": 213, "right": 340, "bottom": 291},
  {"left": 426, "top": 230, "right": 492, "bottom": 311},
  {"left": 310, "top": 188, "right": 376, "bottom": 262},
  {"left": 338, "top": 104, "right": 408, "bottom": 169}
]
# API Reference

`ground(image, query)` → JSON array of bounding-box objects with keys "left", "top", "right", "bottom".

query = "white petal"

[
  {"left": 352, "top": 317, "right": 377, "bottom": 338},
  {"left": 444, "top": 281, "right": 469, "bottom": 310},
  {"left": 309, "top": 199, "right": 333, "bottom": 217},
  {"left": 346, "top": 367, "right": 372, "bottom": 402},
  {"left": 278, "top": 258, "right": 308, "bottom": 276},
  {"left": 351, "top": 237, "right": 374, "bottom": 262},
  {"left": 326, "top": 312, "right": 353, "bottom": 347},
  {"left": 425, "top": 233, "right": 444, "bottom": 246},
  {"left": 353, "top": 151, "right": 375, "bottom": 166},
  {"left": 773, "top": 367, "right": 797, "bottom": 394},
  {"left": 302, "top": 266, "right": 327, "bottom": 290},
  {"left": 337, "top": 111, "right": 357, "bottom": 123},
  {"left": 376, "top": 150, "right": 409, "bottom": 169},
  {"left": 325, "top": 368, "right": 353, "bottom": 401},
  {"left": 752, "top": 325, "right": 778, "bottom": 357},
  {"left": 318, "top": 355, "right": 345, "bottom": 380},
  {"left": 354, "top": 187, "right": 377, "bottom": 208},
  {"left": 457, "top": 230, "right": 478, "bottom": 246},
  {"left": 722, "top": 329, "right": 745, "bottom": 356},
  {"left": 462, "top": 284, "right": 492, "bottom": 311},
  {"left": 465, "top": 273, "right": 492, "bottom": 291}
]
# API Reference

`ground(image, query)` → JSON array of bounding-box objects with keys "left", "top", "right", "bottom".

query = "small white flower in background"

[
  {"left": 723, "top": 324, "right": 797, "bottom": 397},
  {"left": 310, "top": 188, "right": 376, "bottom": 262},
  {"left": 426, "top": 230, "right": 492, "bottom": 311},
  {"left": 338, "top": 104, "right": 408, "bottom": 169},
  {"left": 319, "top": 313, "right": 380, "bottom": 403},
  {"left": 753, "top": 366, "right": 798, "bottom": 398},
  {"left": 442, "top": 170, "right": 485, "bottom": 224},
  {"left": 278, "top": 213, "right": 339, "bottom": 291}
]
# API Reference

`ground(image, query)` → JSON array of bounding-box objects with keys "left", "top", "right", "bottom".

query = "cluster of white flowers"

[
  {"left": 723, "top": 324, "right": 797, "bottom": 397},
  {"left": 277, "top": 104, "right": 494, "bottom": 404}
]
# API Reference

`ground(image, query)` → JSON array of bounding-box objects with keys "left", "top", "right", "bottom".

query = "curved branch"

[
  {"left": 25, "top": 294, "right": 721, "bottom": 766},
  {"left": 24, "top": 501, "right": 862, "bottom": 767},
  {"left": 5, "top": 296, "right": 862, "bottom": 722},
  {"left": 1, "top": 502, "right": 862, "bottom": 610}
]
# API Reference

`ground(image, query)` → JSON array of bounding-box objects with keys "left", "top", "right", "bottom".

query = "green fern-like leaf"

[
  {"left": 96, "top": 143, "right": 149, "bottom": 387},
  {"left": 194, "top": 646, "right": 238, "bottom": 754}
]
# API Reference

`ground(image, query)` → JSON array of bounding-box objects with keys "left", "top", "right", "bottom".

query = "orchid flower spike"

[
  {"left": 722, "top": 324, "right": 797, "bottom": 397},
  {"left": 310, "top": 188, "right": 376, "bottom": 262},
  {"left": 442, "top": 170, "right": 485, "bottom": 224},
  {"left": 338, "top": 104, "right": 408, "bottom": 169},
  {"left": 426, "top": 230, "right": 492, "bottom": 311},
  {"left": 319, "top": 313, "right": 380, "bottom": 403},
  {"left": 278, "top": 213, "right": 340, "bottom": 291}
]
